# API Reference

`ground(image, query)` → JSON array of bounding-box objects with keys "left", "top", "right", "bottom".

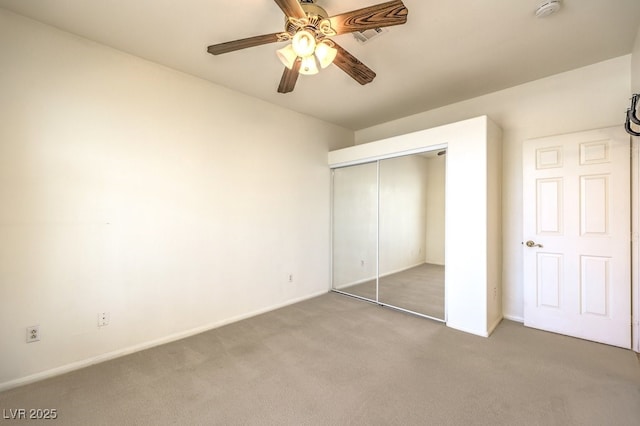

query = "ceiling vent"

[{"left": 353, "top": 27, "right": 388, "bottom": 44}]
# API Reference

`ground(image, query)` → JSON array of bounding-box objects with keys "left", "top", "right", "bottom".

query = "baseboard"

[
  {"left": 447, "top": 316, "right": 503, "bottom": 338},
  {"left": 0, "top": 290, "right": 328, "bottom": 392},
  {"left": 446, "top": 322, "right": 489, "bottom": 338},
  {"left": 503, "top": 314, "right": 524, "bottom": 323}
]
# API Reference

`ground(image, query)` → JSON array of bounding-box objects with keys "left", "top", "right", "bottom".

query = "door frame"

[{"left": 632, "top": 138, "right": 639, "bottom": 353}]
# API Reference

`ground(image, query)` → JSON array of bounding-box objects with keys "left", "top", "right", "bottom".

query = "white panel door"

[{"left": 523, "top": 127, "right": 631, "bottom": 348}]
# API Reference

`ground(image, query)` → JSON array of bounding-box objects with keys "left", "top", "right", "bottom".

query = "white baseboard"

[
  {"left": 503, "top": 314, "right": 524, "bottom": 323},
  {"left": 446, "top": 322, "right": 489, "bottom": 338},
  {"left": 0, "top": 290, "right": 328, "bottom": 392},
  {"left": 447, "top": 316, "right": 504, "bottom": 338}
]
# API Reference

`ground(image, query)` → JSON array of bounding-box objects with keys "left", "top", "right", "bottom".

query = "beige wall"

[
  {"left": 632, "top": 26, "right": 640, "bottom": 92},
  {"left": 355, "top": 56, "right": 632, "bottom": 321},
  {"left": 0, "top": 10, "right": 353, "bottom": 389},
  {"left": 424, "top": 155, "right": 445, "bottom": 265}
]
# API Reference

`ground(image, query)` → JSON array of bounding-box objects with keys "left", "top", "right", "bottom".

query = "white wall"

[
  {"left": 355, "top": 55, "right": 631, "bottom": 321},
  {"left": 0, "top": 10, "right": 353, "bottom": 390}
]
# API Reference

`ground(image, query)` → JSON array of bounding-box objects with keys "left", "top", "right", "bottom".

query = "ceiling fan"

[{"left": 207, "top": 0, "right": 409, "bottom": 94}]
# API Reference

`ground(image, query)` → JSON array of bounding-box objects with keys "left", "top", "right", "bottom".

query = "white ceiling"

[{"left": 2, "top": 0, "right": 640, "bottom": 130}]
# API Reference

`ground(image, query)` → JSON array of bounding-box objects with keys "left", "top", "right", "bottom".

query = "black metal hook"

[
  {"left": 629, "top": 94, "right": 640, "bottom": 125},
  {"left": 625, "top": 94, "right": 640, "bottom": 136},
  {"left": 625, "top": 112, "right": 640, "bottom": 136}
]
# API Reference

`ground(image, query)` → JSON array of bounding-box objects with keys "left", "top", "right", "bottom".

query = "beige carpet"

[{"left": 1, "top": 293, "right": 639, "bottom": 425}]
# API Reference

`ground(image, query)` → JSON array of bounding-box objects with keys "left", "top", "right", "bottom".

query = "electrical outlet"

[
  {"left": 288, "top": 274, "right": 294, "bottom": 283},
  {"left": 26, "top": 325, "right": 40, "bottom": 343},
  {"left": 97, "top": 312, "right": 110, "bottom": 327}
]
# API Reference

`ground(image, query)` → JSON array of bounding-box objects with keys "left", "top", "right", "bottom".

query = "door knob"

[{"left": 525, "top": 240, "right": 543, "bottom": 248}]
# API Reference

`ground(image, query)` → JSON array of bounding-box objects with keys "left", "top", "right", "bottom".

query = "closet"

[
  {"left": 329, "top": 116, "right": 503, "bottom": 337},
  {"left": 332, "top": 151, "right": 446, "bottom": 320}
]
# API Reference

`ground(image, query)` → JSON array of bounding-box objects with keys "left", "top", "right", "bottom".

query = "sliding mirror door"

[
  {"left": 378, "top": 152, "right": 446, "bottom": 320},
  {"left": 332, "top": 162, "right": 378, "bottom": 301}
]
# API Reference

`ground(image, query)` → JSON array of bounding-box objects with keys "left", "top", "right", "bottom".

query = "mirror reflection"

[
  {"left": 331, "top": 150, "right": 446, "bottom": 320},
  {"left": 378, "top": 152, "right": 445, "bottom": 319},
  {"left": 332, "top": 162, "right": 378, "bottom": 301}
]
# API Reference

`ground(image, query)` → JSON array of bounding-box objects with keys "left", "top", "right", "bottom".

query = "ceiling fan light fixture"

[
  {"left": 315, "top": 40, "right": 337, "bottom": 69},
  {"left": 291, "top": 30, "right": 317, "bottom": 57},
  {"left": 318, "top": 19, "right": 337, "bottom": 37},
  {"left": 208, "top": 0, "right": 409, "bottom": 94},
  {"left": 276, "top": 44, "right": 298, "bottom": 69},
  {"left": 299, "top": 56, "right": 319, "bottom": 75}
]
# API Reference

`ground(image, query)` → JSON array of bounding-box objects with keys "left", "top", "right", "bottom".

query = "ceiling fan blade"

[
  {"left": 207, "top": 33, "right": 282, "bottom": 55},
  {"left": 332, "top": 43, "right": 376, "bottom": 85},
  {"left": 278, "top": 60, "right": 302, "bottom": 94},
  {"left": 273, "top": 0, "right": 306, "bottom": 19},
  {"left": 329, "top": 0, "right": 408, "bottom": 35}
]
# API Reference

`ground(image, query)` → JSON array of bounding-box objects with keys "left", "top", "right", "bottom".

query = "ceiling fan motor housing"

[
  {"left": 285, "top": 1, "right": 331, "bottom": 37},
  {"left": 300, "top": 2, "right": 328, "bottom": 19},
  {"left": 284, "top": 1, "right": 329, "bottom": 30}
]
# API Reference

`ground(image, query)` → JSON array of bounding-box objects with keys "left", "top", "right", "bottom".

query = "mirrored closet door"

[
  {"left": 332, "top": 161, "right": 378, "bottom": 301},
  {"left": 331, "top": 150, "right": 446, "bottom": 321}
]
